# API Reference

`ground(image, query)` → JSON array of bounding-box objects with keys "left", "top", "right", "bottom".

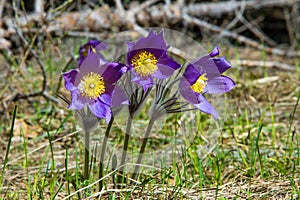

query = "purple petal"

[
  {"left": 132, "top": 30, "right": 167, "bottom": 51},
  {"left": 62, "top": 69, "right": 79, "bottom": 91},
  {"left": 194, "top": 56, "right": 220, "bottom": 78},
  {"left": 126, "top": 51, "right": 135, "bottom": 68},
  {"left": 112, "top": 85, "right": 129, "bottom": 107},
  {"left": 104, "top": 84, "right": 115, "bottom": 96},
  {"left": 194, "top": 95, "right": 218, "bottom": 120},
  {"left": 153, "top": 54, "right": 181, "bottom": 79},
  {"left": 147, "top": 48, "right": 166, "bottom": 60},
  {"left": 100, "top": 62, "right": 128, "bottom": 84},
  {"left": 79, "top": 53, "right": 101, "bottom": 76},
  {"left": 182, "top": 64, "right": 202, "bottom": 85},
  {"left": 179, "top": 78, "right": 200, "bottom": 104},
  {"left": 131, "top": 71, "right": 154, "bottom": 91},
  {"left": 94, "top": 41, "right": 107, "bottom": 52},
  {"left": 152, "top": 67, "right": 168, "bottom": 79},
  {"left": 209, "top": 46, "right": 219, "bottom": 57},
  {"left": 213, "top": 57, "right": 232, "bottom": 74},
  {"left": 99, "top": 93, "right": 112, "bottom": 106},
  {"left": 78, "top": 40, "right": 107, "bottom": 54},
  {"left": 206, "top": 75, "right": 236, "bottom": 94},
  {"left": 80, "top": 40, "right": 101, "bottom": 54},
  {"left": 158, "top": 54, "right": 181, "bottom": 70},
  {"left": 127, "top": 41, "right": 135, "bottom": 52},
  {"left": 86, "top": 40, "right": 101, "bottom": 47},
  {"left": 191, "top": 46, "right": 231, "bottom": 78},
  {"left": 78, "top": 40, "right": 107, "bottom": 67},
  {"left": 89, "top": 99, "right": 112, "bottom": 123},
  {"left": 190, "top": 47, "right": 231, "bottom": 80},
  {"left": 69, "top": 90, "right": 87, "bottom": 110},
  {"left": 179, "top": 77, "right": 219, "bottom": 119}
]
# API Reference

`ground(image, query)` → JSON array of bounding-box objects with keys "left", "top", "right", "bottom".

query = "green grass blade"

[{"left": 1, "top": 105, "right": 17, "bottom": 186}]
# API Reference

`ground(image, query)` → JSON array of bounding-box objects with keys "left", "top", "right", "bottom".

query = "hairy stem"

[
  {"left": 118, "top": 115, "right": 133, "bottom": 185},
  {"left": 98, "top": 117, "right": 114, "bottom": 191},
  {"left": 131, "top": 119, "right": 155, "bottom": 181},
  {"left": 84, "top": 129, "right": 90, "bottom": 181}
]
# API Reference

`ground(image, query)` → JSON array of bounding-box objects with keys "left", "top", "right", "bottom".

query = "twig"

[
  {"left": 13, "top": 21, "right": 46, "bottom": 91},
  {"left": 233, "top": 59, "right": 297, "bottom": 71},
  {"left": 239, "top": 15, "right": 277, "bottom": 47},
  {"left": 234, "top": 15, "right": 263, "bottom": 34},
  {"left": 292, "top": 3, "right": 300, "bottom": 43},
  {"left": 213, "top": 0, "right": 246, "bottom": 44},
  {"left": 11, "top": 3, "right": 59, "bottom": 104},
  {"left": 284, "top": 8, "right": 295, "bottom": 48},
  {"left": 114, "top": 0, "right": 125, "bottom": 16},
  {"left": 49, "top": 0, "right": 74, "bottom": 14},
  {"left": 124, "top": 0, "right": 159, "bottom": 31},
  {"left": 284, "top": 3, "right": 300, "bottom": 54},
  {"left": 43, "top": 91, "right": 61, "bottom": 104},
  {"left": 130, "top": 0, "right": 159, "bottom": 16},
  {"left": 35, "top": 0, "right": 43, "bottom": 14}
]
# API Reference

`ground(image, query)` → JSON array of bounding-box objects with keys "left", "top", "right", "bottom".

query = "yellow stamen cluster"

[
  {"left": 131, "top": 51, "right": 158, "bottom": 77},
  {"left": 79, "top": 72, "right": 105, "bottom": 99},
  {"left": 190, "top": 74, "right": 208, "bottom": 93}
]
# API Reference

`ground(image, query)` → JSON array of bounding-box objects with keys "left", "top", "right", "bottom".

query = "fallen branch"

[{"left": 185, "top": 0, "right": 299, "bottom": 18}]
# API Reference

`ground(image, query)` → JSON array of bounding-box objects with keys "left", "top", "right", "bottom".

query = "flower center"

[
  {"left": 190, "top": 73, "right": 208, "bottom": 93},
  {"left": 79, "top": 72, "right": 105, "bottom": 99},
  {"left": 131, "top": 51, "right": 158, "bottom": 77},
  {"left": 82, "top": 45, "right": 96, "bottom": 57}
]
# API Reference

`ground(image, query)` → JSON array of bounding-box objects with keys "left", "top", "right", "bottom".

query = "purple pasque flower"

[
  {"left": 78, "top": 40, "right": 107, "bottom": 67},
  {"left": 126, "top": 30, "right": 180, "bottom": 90},
  {"left": 179, "top": 46, "right": 235, "bottom": 119},
  {"left": 63, "top": 52, "right": 127, "bottom": 123}
]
